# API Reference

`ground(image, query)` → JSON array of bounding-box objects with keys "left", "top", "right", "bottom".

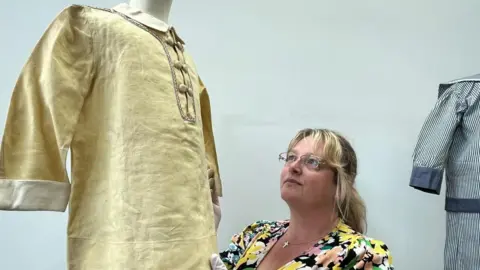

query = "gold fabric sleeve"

[
  {"left": 199, "top": 77, "right": 223, "bottom": 197},
  {"left": 0, "top": 6, "right": 93, "bottom": 211}
]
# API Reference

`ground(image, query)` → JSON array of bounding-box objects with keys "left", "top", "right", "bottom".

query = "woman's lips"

[{"left": 285, "top": 178, "right": 302, "bottom": 186}]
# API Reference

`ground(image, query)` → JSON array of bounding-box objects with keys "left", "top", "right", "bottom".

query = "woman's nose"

[{"left": 288, "top": 160, "right": 302, "bottom": 175}]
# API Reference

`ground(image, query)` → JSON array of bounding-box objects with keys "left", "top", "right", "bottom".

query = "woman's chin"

[{"left": 280, "top": 188, "right": 301, "bottom": 202}]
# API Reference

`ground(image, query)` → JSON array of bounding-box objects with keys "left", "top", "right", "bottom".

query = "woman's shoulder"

[
  {"left": 224, "top": 220, "right": 287, "bottom": 253},
  {"left": 336, "top": 222, "right": 391, "bottom": 252},
  {"left": 330, "top": 223, "right": 393, "bottom": 268},
  {"left": 348, "top": 233, "right": 392, "bottom": 256}
]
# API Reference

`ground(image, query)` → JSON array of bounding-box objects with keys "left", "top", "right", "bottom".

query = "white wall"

[{"left": 1, "top": 1, "right": 480, "bottom": 269}]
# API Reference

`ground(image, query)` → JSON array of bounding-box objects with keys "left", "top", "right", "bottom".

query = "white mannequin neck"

[{"left": 128, "top": 0, "right": 173, "bottom": 24}]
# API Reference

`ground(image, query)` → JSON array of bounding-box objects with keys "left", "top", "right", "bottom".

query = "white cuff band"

[{"left": 0, "top": 179, "right": 71, "bottom": 211}]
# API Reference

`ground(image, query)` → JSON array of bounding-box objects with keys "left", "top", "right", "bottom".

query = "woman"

[{"left": 210, "top": 128, "right": 393, "bottom": 270}]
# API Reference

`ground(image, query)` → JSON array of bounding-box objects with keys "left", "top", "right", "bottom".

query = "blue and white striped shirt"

[{"left": 410, "top": 74, "right": 480, "bottom": 212}]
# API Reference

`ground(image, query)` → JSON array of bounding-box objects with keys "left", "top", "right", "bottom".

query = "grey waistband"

[{"left": 446, "top": 198, "right": 480, "bottom": 213}]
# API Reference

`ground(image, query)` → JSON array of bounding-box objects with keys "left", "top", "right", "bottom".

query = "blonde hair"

[{"left": 287, "top": 128, "right": 367, "bottom": 233}]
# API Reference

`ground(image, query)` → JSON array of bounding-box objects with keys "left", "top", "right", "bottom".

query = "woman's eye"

[
  {"left": 306, "top": 158, "right": 319, "bottom": 166},
  {"left": 286, "top": 154, "right": 296, "bottom": 161}
]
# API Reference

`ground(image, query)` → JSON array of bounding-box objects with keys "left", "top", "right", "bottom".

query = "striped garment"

[{"left": 410, "top": 73, "right": 480, "bottom": 270}]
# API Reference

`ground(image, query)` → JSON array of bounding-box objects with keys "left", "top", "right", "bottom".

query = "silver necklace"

[
  {"left": 281, "top": 218, "right": 340, "bottom": 248},
  {"left": 281, "top": 224, "right": 336, "bottom": 248},
  {"left": 282, "top": 238, "right": 319, "bottom": 248}
]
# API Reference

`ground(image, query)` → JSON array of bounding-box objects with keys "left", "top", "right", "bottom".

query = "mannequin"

[
  {"left": 0, "top": 2, "right": 222, "bottom": 270},
  {"left": 129, "top": 0, "right": 173, "bottom": 23},
  {"left": 410, "top": 74, "right": 480, "bottom": 269}
]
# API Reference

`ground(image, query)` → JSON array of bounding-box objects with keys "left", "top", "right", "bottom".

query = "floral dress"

[{"left": 219, "top": 220, "right": 394, "bottom": 270}]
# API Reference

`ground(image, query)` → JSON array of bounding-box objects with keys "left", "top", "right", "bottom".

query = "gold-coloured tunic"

[{"left": 0, "top": 4, "right": 222, "bottom": 270}]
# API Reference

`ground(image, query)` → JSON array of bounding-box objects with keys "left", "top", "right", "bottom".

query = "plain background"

[{"left": 1, "top": 1, "right": 480, "bottom": 269}]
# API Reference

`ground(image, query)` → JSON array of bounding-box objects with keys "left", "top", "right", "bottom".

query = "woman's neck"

[
  {"left": 129, "top": 0, "right": 173, "bottom": 23},
  {"left": 286, "top": 206, "right": 338, "bottom": 242}
]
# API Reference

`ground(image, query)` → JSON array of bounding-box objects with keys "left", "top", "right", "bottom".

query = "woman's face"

[{"left": 280, "top": 136, "right": 337, "bottom": 209}]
